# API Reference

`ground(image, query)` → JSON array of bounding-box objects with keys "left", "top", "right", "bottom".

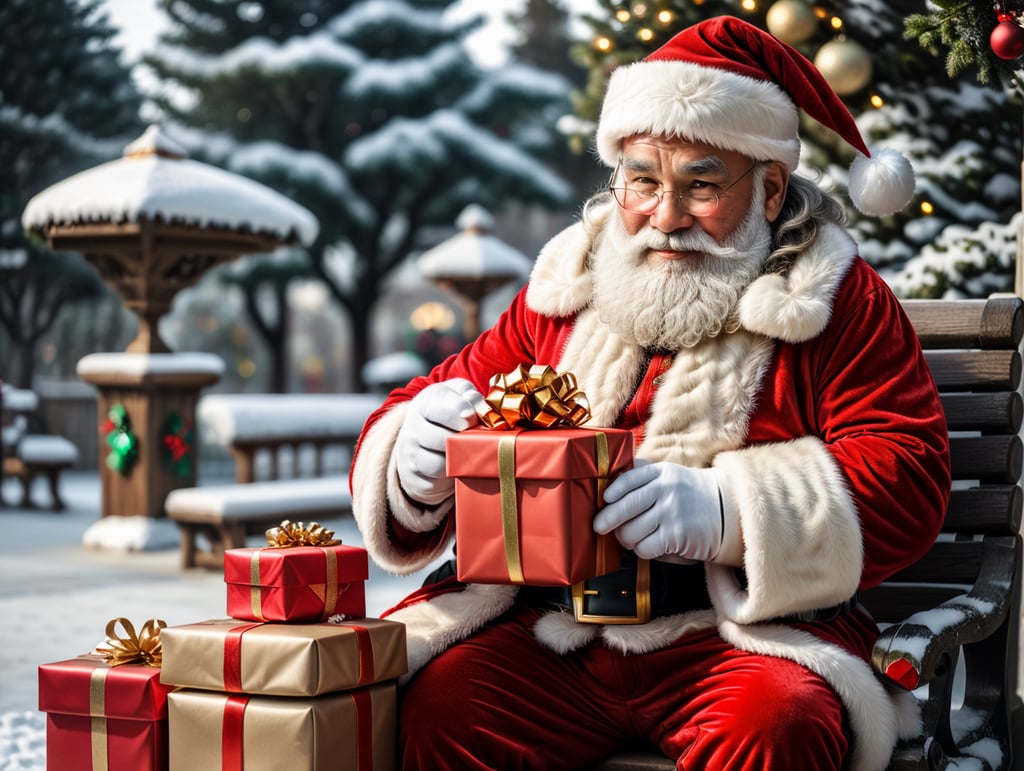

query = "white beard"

[{"left": 591, "top": 185, "right": 773, "bottom": 350}]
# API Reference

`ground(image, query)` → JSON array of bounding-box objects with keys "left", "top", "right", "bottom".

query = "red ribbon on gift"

[
  {"left": 353, "top": 689, "right": 373, "bottom": 771},
  {"left": 336, "top": 624, "right": 376, "bottom": 687},
  {"left": 222, "top": 695, "right": 249, "bottom": 771},
  {"left": 222, "top": 623, "right": 262, "bottom": 693}
]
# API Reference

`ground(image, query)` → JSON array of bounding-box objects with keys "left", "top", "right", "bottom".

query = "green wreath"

[
  {"left": 161, "top": 411, "right": 194, "bottom": 479},
  {"left": 104, "top": 403, "right": 139, "bottom": 476}
]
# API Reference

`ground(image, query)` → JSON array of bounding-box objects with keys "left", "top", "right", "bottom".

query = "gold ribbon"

[
  {"left": 497, "top": 434, "right": 524, "bottom": 584},
  {"left": 95, "top": 618, "right": 165, "bottom": 668},
  {"left": 249, "top": 553, "right": 265, "bottom": 621},
  {"left": 250, "top": 540, "right": 340, "bottom": 621},
  {"left": 90, "top": 667, "right": 108, "bottom": 771},
  {"left": 265, "top": 519, "right": 341, "bottom": 547},
  {"left": 478, "top": 364, "right": 590, "bottom": 429},
  {"left": 496, "top": 429, "right": 612, "bottom": 584},
  {"left": 592, "top": 431, "right": 616, "bottom": 574}
]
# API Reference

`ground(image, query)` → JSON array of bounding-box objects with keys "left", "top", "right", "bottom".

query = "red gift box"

[
  {"left": 168, "top": 683, "right": 396, "bottom": 770},
  {"left": 447, "top": 427, "right": 633, "bottom": 586},
  {"left": 224, "top": 544, "right": 368, "bottom": 623},
  {"left": 39, "top": 654, "right": 174, "bottom": 771}
]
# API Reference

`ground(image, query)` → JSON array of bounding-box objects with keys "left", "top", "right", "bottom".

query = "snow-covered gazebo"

[
  {"left": 418, "top": 204, "right": 533, "bottom": 340},
  {"left": 21, "top": 125, "right": 319, "bottom": 550}
]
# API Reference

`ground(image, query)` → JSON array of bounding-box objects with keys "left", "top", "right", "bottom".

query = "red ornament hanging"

[{"left": 991, "top": 12, "right": 1024, "bottom": 60}]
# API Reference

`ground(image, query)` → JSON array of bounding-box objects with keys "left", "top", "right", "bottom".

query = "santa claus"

[{"left": 350, "top": 16, "right": 948, "bottom": 771}]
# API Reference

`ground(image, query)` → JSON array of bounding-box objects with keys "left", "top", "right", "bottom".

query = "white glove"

[
  {"left": 593, "top": 459, "right": 723, "bottom": 562},
  {"left": 394, "top": 379, "right": 485, "bottom": 506}
]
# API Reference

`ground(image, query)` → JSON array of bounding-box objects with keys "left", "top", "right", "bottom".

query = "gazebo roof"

[
  {"left": 418, "top": 204, "right": 533, "bottom": 281},
  {"left": 22, "top": 125, "right": 319, "bottom": 246}
]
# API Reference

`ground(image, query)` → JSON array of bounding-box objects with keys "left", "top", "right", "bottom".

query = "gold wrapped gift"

[
  {"left": 168, "top": 683, "right": 396, "bottom": 771},
  {"left": 160, "top": 618, "right": 406, "bottom": 697}
]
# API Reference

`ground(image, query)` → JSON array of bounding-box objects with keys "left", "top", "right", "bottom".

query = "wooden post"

[{"left": 78, "top": 358, "right": 222, "bottom": 518}]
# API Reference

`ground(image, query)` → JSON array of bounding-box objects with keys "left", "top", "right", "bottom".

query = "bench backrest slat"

[
  {"left": 861, "top": 297, "right": 1024, "bottom": 629},
  {"left": 940, "top": 392, "right": 1022, "bottom": 432}
]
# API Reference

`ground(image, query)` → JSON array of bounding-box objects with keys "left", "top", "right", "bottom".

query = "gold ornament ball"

[
  {"left": 814, "top": 38, "right": 873, "bottom": 95},
  {"left": 766, "top": 0, "right": 818, "bottom": 45}
]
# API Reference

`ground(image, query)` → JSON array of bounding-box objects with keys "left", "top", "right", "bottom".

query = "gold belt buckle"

[{"left": 570, "top": 558, "right": 651, "bottom": 625}]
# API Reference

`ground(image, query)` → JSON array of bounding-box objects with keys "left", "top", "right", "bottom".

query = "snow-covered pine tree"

[
  {"left": 506, "top": 0, "right": 608, "bottom": 202},
  {"left": 0, "top": 0, "right": 143, "bottom": 388},
  {"left": 143, "top": 0, "right": 575, "bottom": 391},
  {"left": 572, "top": 0, "right": 1022, "bottom": 298}
]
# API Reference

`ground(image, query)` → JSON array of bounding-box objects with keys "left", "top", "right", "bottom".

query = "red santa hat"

[{"left": 596, "top": 16, "right": 915, "bottom": 217}]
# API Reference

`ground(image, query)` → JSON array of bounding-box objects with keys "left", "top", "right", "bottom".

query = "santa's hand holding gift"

[{"left": 350, "top": 15, "right": 948, "bottom": 771}]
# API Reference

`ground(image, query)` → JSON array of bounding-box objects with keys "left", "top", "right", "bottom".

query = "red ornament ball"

[{"left": 991, "top": 17, "right": 1024, "bottom": 61}]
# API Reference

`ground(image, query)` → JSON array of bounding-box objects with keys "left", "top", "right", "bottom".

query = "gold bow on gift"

[
  {"left": 265, "top": 519, "right": 341, "bottom": 548},
  {"left": 95, "top": 617, "right": 166, "bottom": 667},
  {"left": 478, "top": 364, "right": 590, "bottom": 429}
]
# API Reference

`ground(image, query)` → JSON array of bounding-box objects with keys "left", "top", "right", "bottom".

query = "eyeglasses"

[{"left": 608, "top": 160, "right": 758, "bottom": 217}]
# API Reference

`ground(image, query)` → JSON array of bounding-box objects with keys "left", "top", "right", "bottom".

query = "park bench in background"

[
  {"left": 595, "top": 296, "right": 1024, "bottom": 770},
  {"left": 0, "top": 384, "right": 79, "bottom": 510},
  {"left": 165, "top": 393, "right": 382, "bottom": 568}
]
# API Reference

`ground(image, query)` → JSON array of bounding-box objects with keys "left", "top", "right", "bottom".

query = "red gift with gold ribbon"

[
  {"left": 224, "top": 521, "right": 368, "bottom": 623},
  {"left": 168, "top": 682, "right": 396, "bottom": 771},
  {"left": 448, "top": 365, "right": 633, "bottom": 586},
  {"left": 159, "top": 618, "right": 407, "bottom": 697},
  {"left": 38, "top": 619, "right": 174, "bottom": 771}
]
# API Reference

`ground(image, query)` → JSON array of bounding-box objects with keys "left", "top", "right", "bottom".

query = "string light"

[
  {"left": 657, "top": 9, "right": 673, "bottom": 24},
  {"left": 741, "top": 0, "right": 758, "bottom": 10},
  {"left": 830, "top": 16, "right": 843, "bottom": 31},
  {"left": 633, "top": 3, "right": 647, "bottom": 17},
  {"left": 870, "top": 94, "right": 884, "bottom": 108},
  {"left": 638, "top": 27, "right": 654, "bottom": 41},
  {"left": 616, "top": 9, "right": 631, "bottom": 22},
  {"left": 920, "top": 201, "right": 934, "bottom": 215},
  {"left": 595, "top": 36, "right": 612, "bottom": 51}
]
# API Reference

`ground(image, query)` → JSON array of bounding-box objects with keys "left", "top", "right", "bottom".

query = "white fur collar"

[{"left": 525, "top": 204, "right": 858, "bottom": 344}]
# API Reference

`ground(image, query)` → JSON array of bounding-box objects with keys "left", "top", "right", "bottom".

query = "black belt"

[
  {"left": 519, "top": 553, "right": 710, "bottom": 625},
  {"left": 518, "top": 552, "right": 857, "bottom": 626}
]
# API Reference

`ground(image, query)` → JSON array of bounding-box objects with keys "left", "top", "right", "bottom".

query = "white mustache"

[{"left": 641, "top": 228, "right": 772, "bottom": 260}]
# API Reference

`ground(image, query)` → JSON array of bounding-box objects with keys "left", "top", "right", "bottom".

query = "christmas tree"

[
  {"left": 0, "top": 0, "right": 143, "bottom": 387},
  {"left": 144, "top": 0, "right": 575, "bottom": 390},
  {"left": 572, "top": 0, "right": 1023, "bottom": 298}
]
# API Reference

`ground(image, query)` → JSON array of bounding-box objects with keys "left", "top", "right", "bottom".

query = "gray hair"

[{"left": 765, "top": 173, "right": 847, "bottom": 275}]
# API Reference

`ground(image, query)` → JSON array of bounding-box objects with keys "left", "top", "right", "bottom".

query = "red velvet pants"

[{"left": 400, "top": 607, "right": 860, "bottom": 770}]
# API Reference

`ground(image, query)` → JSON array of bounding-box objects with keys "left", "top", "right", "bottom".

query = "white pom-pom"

[{"left": 848, "top": 148, "right": 915, "bottom": 217}]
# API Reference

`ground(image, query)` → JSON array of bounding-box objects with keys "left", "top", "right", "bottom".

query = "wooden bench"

[
  {"left": 2, "top": 434, "right": 80, "bottom": 510},
  {"left": 165, "top": 393, "right": 381, "bottom": 568},
  {"left": 1, "top": 385, "right": 79, "bottom": 510},
  {"left": 165, "top": 475, "right": 352, "bottom": 568},
  {"left": 593, "top": 296, "right": 1024, "bottom": 770}
]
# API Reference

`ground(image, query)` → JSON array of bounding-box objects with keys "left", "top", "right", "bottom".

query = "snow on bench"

[
  {"left": 2, "top": 385, "right": 79, "bottom": 510},
  {"left": 197, "top": 393, "right": 383, "bottom": 482},
  {"left": 166, "top": 475, "right": 353, "bottom": 569},
  {"left": 167, "top": 393, "right": 382, "bottom": 568},
  {"left": 3, "top": 434, "right": 80, "bottom": 510}
]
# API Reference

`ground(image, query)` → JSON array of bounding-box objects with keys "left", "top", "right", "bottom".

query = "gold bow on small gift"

[
  {"left": 265, "top": 519, "right": 341, "bottom": 548},
  {"left": 95, "top": 617, "right": 166, "bottom": 667},
  {"left": 478, "top": 364, "right": 590, "bottom": 429}
]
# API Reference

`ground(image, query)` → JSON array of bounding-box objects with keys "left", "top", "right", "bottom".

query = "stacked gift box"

[
  {"left": 38, "top": 521, "right": 407, "bottom": 771},
  {"left": 38, "top": 619, "right": 173, "bottom": 771}
]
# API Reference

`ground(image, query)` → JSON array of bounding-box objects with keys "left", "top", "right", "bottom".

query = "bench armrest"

[{"left": 872, "top": 535, "right": 1019, "bottom": 692}]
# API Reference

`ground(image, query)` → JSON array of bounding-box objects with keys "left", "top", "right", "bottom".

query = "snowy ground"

[{"left": 0, "top": 469, "right": 444, "bottom": 770}]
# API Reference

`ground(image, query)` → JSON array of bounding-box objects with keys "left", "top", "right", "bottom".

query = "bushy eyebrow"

[
  {"left": 620, "top": 155, "right": 729, "bottom": 177},
  {"left": 678, "top": 157, "right": 728, "bottom": 176}
]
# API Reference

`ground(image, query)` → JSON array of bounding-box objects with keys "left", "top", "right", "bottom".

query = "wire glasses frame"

[{"left": 608, "top": 160, "right": 759, "bottom": 217}]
